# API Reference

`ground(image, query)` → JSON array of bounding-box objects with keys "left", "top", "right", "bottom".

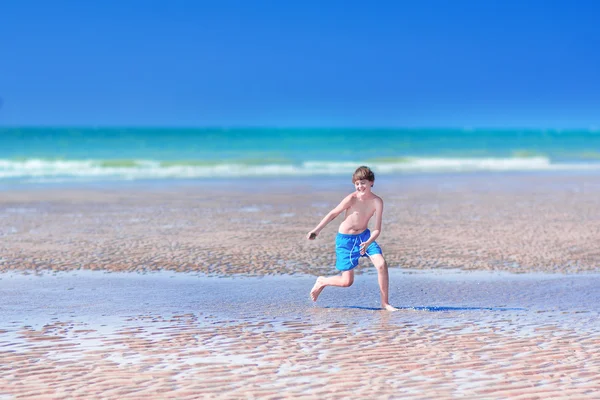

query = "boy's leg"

[
  {"left": 369, "top": 254, "right": 398, "bottom": 311},
  {"left": 310, "top": 270, "right": 354, "bottom": 302}
]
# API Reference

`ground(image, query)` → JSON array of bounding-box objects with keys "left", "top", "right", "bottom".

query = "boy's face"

[{"left": 354, "top": 179, "right": 373, "bottom": 194}]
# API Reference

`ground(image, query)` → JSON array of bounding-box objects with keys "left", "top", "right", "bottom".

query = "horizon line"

[{"left": 1, "top": 124, "right": 599, "bottom": 131}]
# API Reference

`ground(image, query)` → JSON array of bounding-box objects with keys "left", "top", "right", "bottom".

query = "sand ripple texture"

[
  {"left": 2, "top": 174, "right": 600, "bottom": 275},
  {"left": 1, "top": 311, "right": 599, "bottom": 399},
  {"left": 0, "top": 262, "right": 600, "bottom": 399},
  {"left": 1, "top": 265, "right": 599, "bottom": 399}
]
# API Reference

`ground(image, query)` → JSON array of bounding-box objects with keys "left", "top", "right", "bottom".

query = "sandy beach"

[
  {"left": 1, "top": 172, "right": 600, "bottom": 398},
  {"left": 2, "top": 173, "right": 600, "bottom": 275}
]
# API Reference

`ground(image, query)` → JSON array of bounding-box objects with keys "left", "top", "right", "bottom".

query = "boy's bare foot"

[
  {"left": 310, "top": 277, "right": 325, "bottom": 302},
  {"left": 382, "top": 304, "right": 399, "bottom": 311}
]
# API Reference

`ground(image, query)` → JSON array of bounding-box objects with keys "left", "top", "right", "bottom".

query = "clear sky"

[{"left": 1, "top": 0, "right": 599, "bottom": 128}]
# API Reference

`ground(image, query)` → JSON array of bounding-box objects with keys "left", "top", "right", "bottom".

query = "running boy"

[{"left": 307, "top": 166, "right": 398, "bottom": 311}]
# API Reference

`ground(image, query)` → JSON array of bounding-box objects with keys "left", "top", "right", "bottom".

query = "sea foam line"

[{"left": 1, "top": 157, "right": 600, "bottom": 180}]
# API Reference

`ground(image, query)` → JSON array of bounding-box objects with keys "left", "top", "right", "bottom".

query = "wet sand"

[
  {"left": 1, "top": 269, "right": 599, "bottom": 399},
  {"left": 1, "top": 172, "right": 600, "bottom": 398}
]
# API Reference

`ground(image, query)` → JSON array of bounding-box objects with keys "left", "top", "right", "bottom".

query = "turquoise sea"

[{"left": 2, "top": 127, "right": 600, "bottom": 184}]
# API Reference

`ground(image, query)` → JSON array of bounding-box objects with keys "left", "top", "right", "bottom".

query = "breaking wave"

[{"left": 2, "top": 156, "right": 600, "bottom": 183}]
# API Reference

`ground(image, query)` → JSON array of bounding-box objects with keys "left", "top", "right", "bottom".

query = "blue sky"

[{"left": 1, "top": 0, "right": 599, "bottom": 128}]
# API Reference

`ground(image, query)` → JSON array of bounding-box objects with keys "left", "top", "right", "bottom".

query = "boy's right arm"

[{"left": 307, "top": 194, "right": 353, "bottom": 240}]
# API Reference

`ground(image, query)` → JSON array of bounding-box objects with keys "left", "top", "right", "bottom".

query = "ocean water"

[{"left": 1, "top": 127, "right": 600, "bottom": 184}]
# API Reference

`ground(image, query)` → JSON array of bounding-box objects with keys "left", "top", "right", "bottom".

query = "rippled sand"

[
  {"left": 1, "top": 269, "right": 599, "bottom": 399},
  {"left": 3, "top": 316, "right": 599, "bottom": 399},
  {"left": 2, "top": 173, "right": 600, "bottom": 275}
]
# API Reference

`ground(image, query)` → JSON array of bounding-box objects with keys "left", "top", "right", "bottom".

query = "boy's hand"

[
  {"left": 307, "top": 231, "right": 318, "bottom": 240},
  {"left": 359, "top": 241, "right": 369, "bottom": 255}
]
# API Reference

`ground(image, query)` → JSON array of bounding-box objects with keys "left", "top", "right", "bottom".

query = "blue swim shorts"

[{"left": 335, "top": 229, "right": 382, "bottom": 271}]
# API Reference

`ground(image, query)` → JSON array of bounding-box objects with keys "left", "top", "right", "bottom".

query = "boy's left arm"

[{"left": 360, "top": 198, "right": 383, "bottom": 254}]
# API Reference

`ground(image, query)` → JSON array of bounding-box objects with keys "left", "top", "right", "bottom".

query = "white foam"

[{"left": 2, "top": 157, "right": 600, "bottom": 182}]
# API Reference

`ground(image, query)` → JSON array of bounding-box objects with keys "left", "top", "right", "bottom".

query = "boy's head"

[{"left": 352, "top": 165, "right": 375, "bottom": 187}]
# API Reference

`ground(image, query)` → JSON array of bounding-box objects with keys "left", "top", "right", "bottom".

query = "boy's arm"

[
  {"left": 360, "top": 197, "right": 383, "bottom": 253},
  {"left": 307, "top": 194, "right": 353, "bottom": 239}
]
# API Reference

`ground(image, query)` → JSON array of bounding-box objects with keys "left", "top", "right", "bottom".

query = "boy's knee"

[
  {"left": 342, "top": 276, "right": 354, "bottom": 287},
  {"left": 375, "top": 260, "right": 387, "bottom": 271}
]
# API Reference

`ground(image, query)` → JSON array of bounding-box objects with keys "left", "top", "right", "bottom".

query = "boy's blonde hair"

[{"left": 352, "top": 165, "right": 375, "bottom": 185}]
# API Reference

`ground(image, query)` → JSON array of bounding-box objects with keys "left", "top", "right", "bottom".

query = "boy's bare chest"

[{"left": 347, "top": 200, "right": 375, "bottom": 216}]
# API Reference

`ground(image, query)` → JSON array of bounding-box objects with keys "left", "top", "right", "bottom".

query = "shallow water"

[
  {"left": 2, "top": 269, "right": 599, "bottom": 399},
  {"left": 1, "top": 269, "right": 598, "bottom": 334}
]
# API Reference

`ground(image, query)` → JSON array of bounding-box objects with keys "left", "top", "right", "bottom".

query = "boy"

[{"left": 307, "top": 166, "right": 398, "bottom": 311}]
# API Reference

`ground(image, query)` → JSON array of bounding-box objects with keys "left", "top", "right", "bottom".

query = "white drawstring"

[{"left": 349, "top": 236, "right": 359, "bottom": 267}]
